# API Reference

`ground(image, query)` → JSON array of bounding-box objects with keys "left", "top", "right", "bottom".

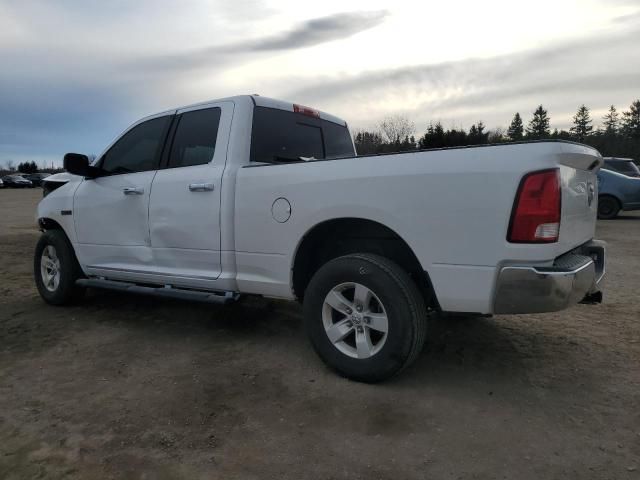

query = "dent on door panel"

[{"left": 74, "top": 173, "right": 155, "bottom": 246}]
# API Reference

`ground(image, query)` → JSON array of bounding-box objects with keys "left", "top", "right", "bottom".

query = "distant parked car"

[
  {"left": 2, "top": 175, "right": 33, "bottom": 188},
  {"left": 0, "top": 177, "right": 4, "bottom": 188},
  {"left": 602, "top": 157, "right": 640, "bottom": 177},
  {"left": 24, "top": 172, "right": 51, "bottom": 187},
  {"left": 597, "top": 168, "right": 640, "bottom": 219}
]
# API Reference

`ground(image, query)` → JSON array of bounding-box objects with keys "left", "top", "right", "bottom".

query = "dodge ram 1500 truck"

[{"left": 35, "top": 95, "right": 605, "bottom": 382}]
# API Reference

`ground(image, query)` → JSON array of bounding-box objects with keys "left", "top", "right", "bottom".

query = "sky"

[{"left": 1, "top": 0, "right": 639, "bottom": 167}]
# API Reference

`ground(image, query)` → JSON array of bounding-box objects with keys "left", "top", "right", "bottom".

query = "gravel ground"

[{"left": 0, "top": 188, "right": 639, "bottom": 480}]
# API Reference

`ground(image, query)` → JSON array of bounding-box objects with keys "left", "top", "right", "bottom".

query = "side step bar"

[{"left": 76, "top": 278, "right": 240, "bottom": 305}]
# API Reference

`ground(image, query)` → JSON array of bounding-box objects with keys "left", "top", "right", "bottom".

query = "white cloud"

[{"left": 0, "top": 0, "right": 639, "bottom": 165}]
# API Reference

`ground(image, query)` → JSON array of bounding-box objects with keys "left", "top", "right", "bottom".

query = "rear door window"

[{"left": 168, "top": 108, "right": 221, "bottom": 168}]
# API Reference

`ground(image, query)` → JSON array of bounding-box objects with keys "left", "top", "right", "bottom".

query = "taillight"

[
  {"left": 293, "top": 104, "right": 320, "bottom": 118},
  {"left": 508, "top": 169, "right": 561, "bottom": 243}
]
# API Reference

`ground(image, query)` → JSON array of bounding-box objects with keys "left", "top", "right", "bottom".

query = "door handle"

[
  {"left": 189, "top": 183, "right": 214, "bottom": 192},
  {"left": 122, "top": 186, "right": 144, "bottom": 195}
]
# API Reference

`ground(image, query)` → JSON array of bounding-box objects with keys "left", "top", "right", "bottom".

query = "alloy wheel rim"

[
  {"left": 322, "top": 282, "right": 388, "bottom": 359},
  {"left": 40, "top": 245, "right": 61, "bottom": 292}
]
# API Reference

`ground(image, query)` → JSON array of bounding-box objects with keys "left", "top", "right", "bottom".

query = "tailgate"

[{"left": 556, "top": 143, "right": 602, "bottom": 254}]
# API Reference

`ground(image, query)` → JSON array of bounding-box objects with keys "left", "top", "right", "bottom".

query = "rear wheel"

[
  {"left": 34, "top": 230, "right": 85, "bottom": 305},
  {"left": 597, "top": 195, "right": 620, "bottom": 219},
  {"left": 303, "top": 253, "right": 428, "bottom": 383}
]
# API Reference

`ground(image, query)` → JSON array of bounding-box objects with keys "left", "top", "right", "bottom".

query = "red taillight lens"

[
  {"left": 508, "top": 169, "right": 561, "bottom": 243},
  {"left": 293, "top": 104, "right": 320, "bottom": 118}
]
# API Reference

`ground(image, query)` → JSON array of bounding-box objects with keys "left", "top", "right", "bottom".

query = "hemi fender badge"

[{"left": 61, "top": 210, "right": 72, "bottom": 216}]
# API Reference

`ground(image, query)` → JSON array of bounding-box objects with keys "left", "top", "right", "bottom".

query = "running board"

[{"left": 76, "top": 278, "right": 240, "bottom": 305}]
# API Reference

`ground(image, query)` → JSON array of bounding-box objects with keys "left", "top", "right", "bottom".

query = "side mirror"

[{"left": 63, "top": 153, "right": 99, "bottom": 178}]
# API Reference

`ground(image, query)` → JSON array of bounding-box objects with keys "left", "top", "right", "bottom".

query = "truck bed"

[{"left": 234, "top": 140, "right": 602, "bottom": 313}]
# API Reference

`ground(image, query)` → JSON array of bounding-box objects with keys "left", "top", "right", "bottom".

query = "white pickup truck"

[{"left": 35, "top": 95, "right": 605, "bottom": 382}]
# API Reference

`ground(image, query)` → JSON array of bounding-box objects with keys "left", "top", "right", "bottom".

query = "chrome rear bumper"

[{"left": 494, "top": 240, "right": 605, "bottom": 314}]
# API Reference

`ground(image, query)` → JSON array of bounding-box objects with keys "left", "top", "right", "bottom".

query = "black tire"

[
  {"left": 303, "top": 253, "right": 428, "bottom": 383},
  {"left": 597, "top": 195, "right": 620, "bottom": 220},
  {"left": 34, "top": 230, "right": 85, "bottom": 305}
]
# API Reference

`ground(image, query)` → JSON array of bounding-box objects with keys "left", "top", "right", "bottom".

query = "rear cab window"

[{"left": 250, "top": 106, "right": 354, "bottom": 164}]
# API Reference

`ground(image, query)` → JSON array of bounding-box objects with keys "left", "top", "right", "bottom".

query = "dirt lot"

[{"left": 0, "top": 188, "right": 639, "bottom": 480}]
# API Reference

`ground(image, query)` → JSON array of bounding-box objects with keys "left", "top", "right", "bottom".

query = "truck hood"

[{"left": 43, "top": 172, "right": 79, "bottom": 184}]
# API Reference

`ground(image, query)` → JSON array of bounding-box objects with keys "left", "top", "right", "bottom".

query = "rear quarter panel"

[{"left": 233, "top": 142, "right": 600, "bottom": 306}]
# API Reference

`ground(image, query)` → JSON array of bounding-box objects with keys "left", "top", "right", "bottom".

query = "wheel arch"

[
  {"left": 37, "top": 217, "right": 79, "bottom": 259},
  {"left": 598, "top": 193, "right": 622, "bottom": 209},
  {"left": 291, "top": 217, "right": 439, "bottom": 309},
  {"left": 38, "top": 217, "right": 65, "bottom": 232}
]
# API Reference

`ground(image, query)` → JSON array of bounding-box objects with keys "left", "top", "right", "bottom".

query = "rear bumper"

[{"left": 494, "top": 240, "right": 605, "bottom": 314}]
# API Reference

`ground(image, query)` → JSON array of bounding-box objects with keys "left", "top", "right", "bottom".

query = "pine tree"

[
  {"left": 477, "top": 121, "right": 486, "bottom": 139},
  {"left": 570, "top": 104, "right": 593, "bottom": 142},
  {"left": 432, "top": 122, "right": 445, "bottom": 148},
  {"left": 622, "top": 100, "right": 640, "bottom": 139},
  {"left": 468, "top": 121, "right": 488, "bottom": 144},
  {"left": 418, "top": 124, "right": 435, "bottom": 149},
  {"left": 353, "top": 130, "right": 383, "bottom": 154},
  {"left": 507, "top": 112, "right": 524, "bottom": 140},
  {"left": 469, "top": 124, "right": 478, "bottom": 141},
  {"left": 602, "top": 105, "right": 619, "bottom": 135},
  {"left": 526, "top": 105, "right": 551, "bottom": 139},
  {"left": 16, "top": 161, "right": 38, "bottom": 174}
]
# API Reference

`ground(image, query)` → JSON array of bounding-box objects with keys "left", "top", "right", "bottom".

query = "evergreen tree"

[
  {"left": 445, "top": 128, "right": 467, "bottom": 147},
  {"left": 602, "top": 105, "right": 619, "bottom": 135},
  {"left": 507, "top": 112, "right": 524, "bottom": 140},
  {"left": 17, "top": 161, "right": 37, "bottom": 173},
  {"left": 353, "top": 130, "right": 383, "bottom": 155},
  {"left": 433, "top": 122, "right": 445, "bottom": 147},
  {"left": 419, "top": 122, "right": 452, "bottom": 149},
  {"left": 570, "top": 104, "right": 593, "bottom": 142},
  {"left": 468, "top": 122, "right": 489, "bottom": 144},
  {"left": 468, "top": 124, "right": 478, "bottom": 140},
  {"left": 17, "top": 161, "right": 38, "bottom": 173},
  {"left": 418, "top": 124, "right": 435, "bottom": 149},
  {"left": 526, "top": 105, "right": 551, "bottom": 139},
  {"left": 622, "top": 100, "right": 640, "bottom": 139}
]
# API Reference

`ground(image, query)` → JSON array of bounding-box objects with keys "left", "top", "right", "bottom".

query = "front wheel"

[
  {"left": 34, "top": 230, "right": 85, "bottom": 305},
  {"left": 303, "top": 253, "right": 428, "bottom": 383}
]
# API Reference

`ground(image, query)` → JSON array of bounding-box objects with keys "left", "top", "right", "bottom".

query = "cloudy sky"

[{"left": 1, "top": 0, "right": 639, "bottom": 167}]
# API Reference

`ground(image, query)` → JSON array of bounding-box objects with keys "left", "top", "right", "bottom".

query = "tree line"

[
  {"left": 0, "top": 159, "right": 64, "bottom": 175},
  {"left": 16, "top": 161, "right": 39, "bottom": 174},
  {"left": 354, "top": 100, "right": 640, "bottom": 161}
]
